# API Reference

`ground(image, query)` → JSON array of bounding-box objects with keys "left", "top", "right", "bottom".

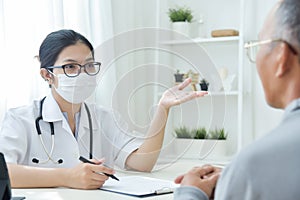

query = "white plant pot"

[
  {"left": 173, "top": 138, "right": 227, "bottom": 159},
  {"left": 172, "top": 22, "right": 190, "bottom": 38},
  {"left": 171, "top": 22, "right": 201, "bottom": 39}
]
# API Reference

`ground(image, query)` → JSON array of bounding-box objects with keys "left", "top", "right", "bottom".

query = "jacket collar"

[{"left": 284, "top": 98, "right": 300, "bottom": 117}]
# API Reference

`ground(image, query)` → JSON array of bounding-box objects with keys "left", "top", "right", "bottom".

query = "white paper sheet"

[{"left": 101, "top": 176, "right": 179, "bottom": 197}]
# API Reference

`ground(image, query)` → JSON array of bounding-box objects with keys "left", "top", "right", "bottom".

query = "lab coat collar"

[
  {"left": 42, "top": 93, "right": 73, "bottom": 133},
  {"left": 42, "top": 92, "right": 64, "bottom": 122},
  {"left": 42, "top": 92, "right": 99, "bottom": 135}
]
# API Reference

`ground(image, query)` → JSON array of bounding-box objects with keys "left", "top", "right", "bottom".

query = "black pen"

[{"left": 79, "top": 156, "right": 119, "bottom": 181}]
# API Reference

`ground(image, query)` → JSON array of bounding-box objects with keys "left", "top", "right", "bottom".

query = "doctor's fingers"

[
  {"left": 90, "top": 172, "right": 109, "bottom": 182},
  {"left": 90, "top": 158, "right": 105, "bottom": 165},
  {"left": 90, "top": 179, "right": 107, "bottom": 189},
  {"left": 177, "top": 78, "right": 192, "bottom": 90},
  {"left": 174, "top": 91, "right": 207, "bottom": 105},
  {"left": 81, "top": 178, "right": 107, "bottom": 190},
  {"left": 90, "top": 164, "right": 115, "bottom": 175},
  {"left": 78, "top": 169, "right": 108, "bottom": 189}
]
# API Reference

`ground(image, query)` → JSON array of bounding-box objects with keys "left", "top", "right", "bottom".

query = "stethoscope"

[{"left": 33, "top": 97, "right": 93, "bottom": 164}]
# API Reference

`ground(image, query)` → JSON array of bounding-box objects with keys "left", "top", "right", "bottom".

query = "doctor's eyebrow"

[
  {"left": 62, "top": 57, "right": 94, "bottom": 64},
  {"left": 85, "top": 57, "right": 94, "bottom": 62}
]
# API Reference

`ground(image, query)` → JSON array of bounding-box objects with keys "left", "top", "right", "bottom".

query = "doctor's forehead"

[{"left": 56, "top": 43, "right": 93, "bottom": 64}]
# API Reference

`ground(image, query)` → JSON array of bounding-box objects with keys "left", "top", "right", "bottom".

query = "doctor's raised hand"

[
  {"left": 124, "top": 78, "right": 207, "bottom": 172},
  {"left": 159, "top": 78, "right": 208, "bottom": 108},
  {"left": 0, "top": 29, "right": 207, "bottom": 189}
]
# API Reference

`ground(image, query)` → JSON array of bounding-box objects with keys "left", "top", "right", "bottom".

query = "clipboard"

[{"left": 100, "top": 176, "right": 179, "bottom": 197}]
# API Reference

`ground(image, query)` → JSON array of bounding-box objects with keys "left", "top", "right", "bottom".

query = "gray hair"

[{"left": 275, "top": 0, "right": 300, "bottom": 54}]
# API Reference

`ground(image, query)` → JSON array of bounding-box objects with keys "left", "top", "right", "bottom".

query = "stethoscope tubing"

[
  {"left": 34, "top": 97, "right": 93, "bottom": 164},
  {"left": 37, "top": 134, "right": 59, "bottom": 164}
]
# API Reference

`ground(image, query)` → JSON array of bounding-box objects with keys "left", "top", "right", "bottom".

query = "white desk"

[{"left": 12, "top": 158, "right": 228, "bottom": 200}]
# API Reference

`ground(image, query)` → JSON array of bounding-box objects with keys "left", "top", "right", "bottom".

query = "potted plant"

[
  {"left": 174, "top": 125, "right": 192, "bottom": 138},
  {"left": 174, "top": 69, "right": 185, "bottom": 83},
  {"left": 173, "top": 126, "right": 228, "bottom": 159},
  {"left": 191, "top": 127, "right": 207, "bottom": 139},
  {"left": 168, "top": 7, "right": 193, "bottom": 23},
  {"left": 199, "top": 79, "right": 209, "bottom": 91},
  {"left": 208, "top": 128, "right": 227, "bottom": 140},
  {"left": 168, "top": 6, "right": 193, "bottom": 37}
]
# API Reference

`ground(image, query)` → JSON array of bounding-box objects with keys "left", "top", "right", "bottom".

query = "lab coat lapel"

[
  {"left": 78, "top": 103, "right": 99, "bottom": 140},
  {"left": 42, "top": 93, "right": 72, "bottom": 133}
]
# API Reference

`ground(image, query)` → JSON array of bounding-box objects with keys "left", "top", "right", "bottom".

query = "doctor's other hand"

[
  {"left": 65, "top": 159, "right": 114, "bottom": 189},
  {"left": 174, "top": 165, "right": 220, "bottom": 199},
  {"left": 159, "top": 78, "right": 208, "bottom": 110}
]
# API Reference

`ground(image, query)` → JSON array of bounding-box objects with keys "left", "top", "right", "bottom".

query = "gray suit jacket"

[{"left": 174, "top": 98, "right": 300, "bottom": 200}]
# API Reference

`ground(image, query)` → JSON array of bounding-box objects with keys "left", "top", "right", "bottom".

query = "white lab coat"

[{"left": 0, "top": 93, "right": 143, "bottom": 169}]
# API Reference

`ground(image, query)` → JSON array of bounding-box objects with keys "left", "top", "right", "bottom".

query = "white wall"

[{"left": 108, "top": 0, "right": 160, "bottom": 133}]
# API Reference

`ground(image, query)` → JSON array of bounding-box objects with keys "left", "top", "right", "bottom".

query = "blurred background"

[{"left": 0, "top": 0, "right": 282, "bottom": 161}]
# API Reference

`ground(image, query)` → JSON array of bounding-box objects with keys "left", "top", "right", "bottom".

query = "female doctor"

[{"left": 0, "top": 29, "right": 207, "bottom": 189}]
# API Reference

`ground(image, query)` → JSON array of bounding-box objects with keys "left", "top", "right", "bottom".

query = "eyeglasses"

[
  {"left": 45, "top": 62, "right": 101, "bottom": 77},
  {"left": 244, "top": 39, "right": 297, "bottom": 63}
]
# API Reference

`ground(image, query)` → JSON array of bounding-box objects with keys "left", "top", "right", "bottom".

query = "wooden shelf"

[
  {"left": 157, "top": 91, "right": 239, "bottom": 97},
  {"left": 161, "top": 36, "right": 240, "bottom": 45},
  {"left": 207, "top": 91, "right": 239, "bottom": 96}
]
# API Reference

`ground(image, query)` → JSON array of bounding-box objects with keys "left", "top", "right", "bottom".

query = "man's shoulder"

[
  {"left": 231, "top": 118, "right": 300, "bottom": 171},
  {"left": 218, "top": 114, "right": 300, "bottom": 199}
]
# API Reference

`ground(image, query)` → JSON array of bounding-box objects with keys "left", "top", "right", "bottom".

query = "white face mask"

[{"left": 53, "top": 73, "right": 97, "bottom": 104}]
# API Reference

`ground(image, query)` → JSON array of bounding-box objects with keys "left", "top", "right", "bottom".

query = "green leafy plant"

[
  {"left": 174, "top": 126, "right": 192, "bottom": 138},
  {"left": 174, "top": 69, "right": 185, "bottom": 83},
  {"left": 199, "top": 79, "right": 209, "bottom": 91},
  {"left": 200, "top": 79, "right": 209, "bottom": 85},
  {"left": 168, "top": 7, "right": 193, "bottom": 23},
  {"left": 174, "top": 126, "right": 227, "bottom": 140},
  {"left": 208, "top": 128, "right": 227, "bottom": 140},
  {"left": 192, "top": 127, "right": 207, "bottom": 139}
]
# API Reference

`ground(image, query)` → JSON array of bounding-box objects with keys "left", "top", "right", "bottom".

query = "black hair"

[
  {"left": 39, "top": 29, "right": 94, "bottom": 69},
  {"left": 275, "top": 0, "right": 300, "bottom": 53}
]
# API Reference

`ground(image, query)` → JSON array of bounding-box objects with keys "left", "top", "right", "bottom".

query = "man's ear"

[{"left": 275, "top": 42, "right": 292, "bottom": 77}]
